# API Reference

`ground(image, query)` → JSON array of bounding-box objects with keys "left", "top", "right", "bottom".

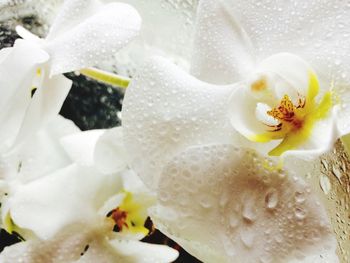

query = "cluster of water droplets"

[
  {"left": 283, "top": 139, "right": 350, "bottom": 263},
  {"left": 223, "top": 0, "right": 350, "bottom": 80},
  {"left": 0, "top": 225, "right": 95, "bottom": 262},
  {"left": 319, "top": 141, "right": 350, "bottom": 263},
  {"left": 122, "top": 57, "right": 236, "bottom": 189},
  {"left": 0, "top": 224, "right": 152, "bottom": 263},
  {"left": 154, "top": 144, "right": 335, "bottom": 263}
]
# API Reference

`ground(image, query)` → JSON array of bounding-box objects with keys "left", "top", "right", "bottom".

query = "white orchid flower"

[
  {"left": 123, "top": 0, "right": 350, "bottom": 162},
  {"left": 0, "top": 127, "right": 178, "bottom": 263},
  {"left": 0, "top": 0, "right": 141, "bottom": 149},
  {"left": 120, "top": 0, "right": 346, "bottom": 262},
  {"left": 0, "top": 115, "right": 80, "bottom": 232}
]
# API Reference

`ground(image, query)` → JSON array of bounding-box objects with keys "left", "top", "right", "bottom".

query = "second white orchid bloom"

[
  {"left": 0, "top": 115, "right": 80, "bottom": 234},
  {"left": 0, "top": 127, "right": 178, "bottom": 263},
  {"left": 0, "top": 0, "right": 141, "bottom": 149}
]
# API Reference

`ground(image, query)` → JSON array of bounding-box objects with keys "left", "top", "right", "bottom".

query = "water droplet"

[
  {"left": 265, "top": 188, "right": 278, "bottom": 210},
  {"left": 242, "top": 201, "right": 258, "bottom": 223},
  {"left": 199, "top": 195, "right": 213, "bottom": 209},
  {"left": 229, "top": 211, "right": 240, "bottom": 228},
  {"left": 260, "top": 254, "right": 273, "bottom": 263},
  {"left": 219, "top": 191, "right": 229, "bottom": 208},
  {"left": 294, "top": 191, "right": 305, "bottom": 203},
  {"left": 321, "top": 159, "right": 329, "bottom": 170},
  {"left": 240, "top": 230, "right": 255, "bottom": 248},
  {"left": 319, "top": 174, "right": 331, "bottom": 195},
  {"left": 274, "top": 232, "right": 284, "bottom": 243},
  {"left": 332, "top": 165, "right": 342, "bottom": 183},
  {"left": 294, "top": 207, "right": 307, "bottom": 220}
]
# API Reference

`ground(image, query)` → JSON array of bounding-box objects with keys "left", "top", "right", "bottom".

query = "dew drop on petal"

[
  {"left": 199, "top": 195, "right": 213, "bottom": 209},
  {"left": 332, "top": 165, "right": 342, "bottom": 183},
  {"left": 294, "top": 191, "right": 305, "bottom": 204},
  {"left": 294, "top": 207, "right": 307, "bottom": 220},
  {"left": 319, "top": 174, "right": 331, "bottom": 195},
  {"left": 260, "top": 254, "right": 273, "bottom": 263},
  {"left": 265, "top": 188, "right": 278, "bottom": 210},
  {"left": 242, "top": 204, "right": 257, "bottom": 223},
  {"left": 240, "top": 230, "right": 255, "bottom": 248},
  {"left": 229, "top": 211, "right": 240, "bottom": 228}
]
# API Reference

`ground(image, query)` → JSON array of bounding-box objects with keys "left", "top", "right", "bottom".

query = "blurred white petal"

[
  {"left": 14, "top": 73, "right": 72, "bottom": 147},
  {"left": 0, "top": 39, "right": 49, "bottom": 148},
  {"left": 61, "top": 129, "right": 105, "bottom": 167},
  {"left": 45, "top": 1, "right": 141, "bottom": 75},
  {"left": 94, "top": 127, "right": 128, "bottom": 174}
]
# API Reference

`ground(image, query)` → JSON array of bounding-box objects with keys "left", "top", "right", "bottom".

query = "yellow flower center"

[
  {"left": 107, "top": 191, "right": 149, "bottom": 236},
  {"left": 249, "top": 71, "right": 332, "bottom": 156}
]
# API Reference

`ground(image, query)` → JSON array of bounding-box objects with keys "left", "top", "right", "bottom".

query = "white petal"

[
  {"left": 0, "top": 47, "right": 12, "bottom": 63},
  {"left": 289, "top": 249, "right": 339, "bottom": 263},
  {"left": 258, "top": 53, "right": 311, "bottom": 98},
  {"left": 191, "top": 0, "right": 254, "bottom": 84},
  {"left": 0, "top": 39, "right": 49, "bottom": 147},
  {"left": 335, "top": 90, "right": 350, "bottom": 136},
  {"left": 46, "top": 0, "right": 101, "bottom": 40},
  {"left": 0, "top": 225, "right": 93, "bottom": 263},
  {"left": 7, "top": 164, "right": 122, "bottom": 239},
  {"left": 94, "top": 127, "right": 128, "bottom": 174},
  {"left": 45, "top": 1, "right": 141, "bottom": 75},
  {"left": 13, "top": 73, "right": 72, "bottom": 148},
  {"left": 60, "top": 129, "right": 105, "bottom": 167},
  {"left": 229, "top": 84, "right": 274, "bottom": 141},
  {"left": 61, "top": 127, "right": 128, "bottom": 173},
  {"left": 45, "top": 115, "right": 81, "bottom": 138},
  {"left": 0, "top": 223, "right": 178, "bottom": 263},
  {"left": 0, "top": 225, "right": 116, "bottom": 263},
  {"left": 122, "top": 56, "right": 239, "bottom": 189},
  {"left": 151, "top": 144, "right": 338, "bottom": 263},
  {"left": 109, "top": 239, "right": 179, "bottom": 263},
  {"left": 112, "top": 0, "right": 198, "bottom": 76},
  {"left": 120, "top": 169, "right": 149, "bottom": 194},
  {"left": 0, "top": 116, "right": 79, "bottom": 184},
  {"left": 283, "top": 108, "right": 339, "bottom": 160},
  {"left": 213, "top": 0, "right": 350, "bottom": 86},
  {"left": 15, "top": 25, "right": 42, "bottom": 43}
]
